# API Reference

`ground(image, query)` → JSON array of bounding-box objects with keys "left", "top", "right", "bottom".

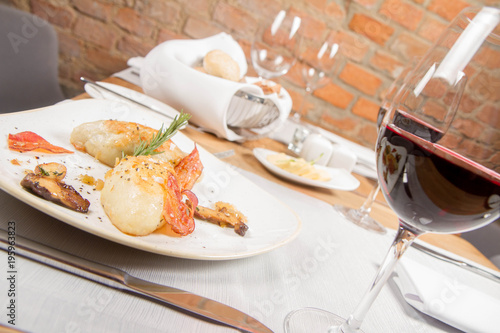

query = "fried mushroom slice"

[
  {"left": 195, "top": 202, "right": 248, "bottom": 236},
  {"left": 34, "top": 162, "right": 67, "bottom": 180},
  {"left": 21, "top": 173, "right": 90, "bottom": 213}
]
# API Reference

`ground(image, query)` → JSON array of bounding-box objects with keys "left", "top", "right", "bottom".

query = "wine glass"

[
  {"left": 287, "top": 40, "right": 343, "bottom": 154},
  {"left": 284, "top": 6, "right": 500, "bottom": 332},
  {"left": 332, "top": 63, "right": 416, "bottom": 235},
  {"left": 290, "top": 39, "right": 344, "bottom": 122},
  {"left": 251, "top": 10, "right": 301, "bottom": 81}
]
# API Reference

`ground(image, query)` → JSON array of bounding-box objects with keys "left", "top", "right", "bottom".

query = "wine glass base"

[
  {"left": 284, "top": 307, "right": 365, "bottom": 333},
  {"left": 333, "top": 205, "right": 386, "bottom": 235}
]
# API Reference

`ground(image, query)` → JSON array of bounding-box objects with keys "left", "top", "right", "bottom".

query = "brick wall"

[{"left": 4, "top": 0, "right": 497, "bottom": 149}]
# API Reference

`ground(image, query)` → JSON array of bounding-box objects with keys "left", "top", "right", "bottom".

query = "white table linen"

[{"left": 2, "top": 166, "right": 498, "bottom": 332}]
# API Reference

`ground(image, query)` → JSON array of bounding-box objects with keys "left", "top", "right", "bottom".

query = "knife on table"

[
  {"left": 80, "top": 77, "right": 175, "bottom": 119},
  {"left": 411, "top": 241, "right": 500, "bottom": 283},
  {"left": 0, "top": 229, "right": 273, "bottom": 333},
  {"left": 80, "top": 77, "right": 203, "bottom": 133}
]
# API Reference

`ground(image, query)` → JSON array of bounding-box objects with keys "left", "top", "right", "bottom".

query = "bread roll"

[{"left": 203, "top": 50, "right": 240, "bottom": 81}]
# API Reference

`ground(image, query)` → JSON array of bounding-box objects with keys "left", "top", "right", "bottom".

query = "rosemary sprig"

[
  {"left": 133, "top": 112, "right": 191, "bottom": 157},
  {"left": 38, "top": 166, "right": 50, "bottom": 176}
]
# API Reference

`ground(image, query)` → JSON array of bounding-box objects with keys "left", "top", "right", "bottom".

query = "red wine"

[
  {"left": 377, "top": 123, "right": 500, "bottom": 235},
  {"left": 393, "top": 110, "right": 444, "bottom": 142}
]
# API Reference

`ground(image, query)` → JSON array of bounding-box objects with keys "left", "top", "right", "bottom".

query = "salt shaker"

[
  {"left": 299, "top": 134, "right": 333, "bottom": 166},
  {"left": 288, "top": 126, "right": 311, "bottom": 154},
  {"left": 327, "top": 144, "right": 358, "bottom": 172}
]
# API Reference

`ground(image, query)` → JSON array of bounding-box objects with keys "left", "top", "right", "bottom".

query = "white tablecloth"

[{"left": 2, "top": 165, "right": 499, "bottom": 333}]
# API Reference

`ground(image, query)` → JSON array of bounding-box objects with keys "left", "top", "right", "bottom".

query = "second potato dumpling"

[{"left": 101, "top": 155, "right": 197, "bottom": 236}]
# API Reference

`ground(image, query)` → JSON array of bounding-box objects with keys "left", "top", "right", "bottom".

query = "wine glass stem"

[
  {"left": 336, "top": 225, "right": 419, "bottom": 333},
  {"left": 292, "top": 87, "right": 312, "bottom": 122},
  {"left": 357, "top": 182, "right": 380, "bottom": 216}
]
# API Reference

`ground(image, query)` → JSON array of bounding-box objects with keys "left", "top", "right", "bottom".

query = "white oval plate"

[
  {"left": 0, "top": 99, "right": 301, "bottom": 260},
  {"left": 253, "top": 148, "right": 360, "bottom": 191}
]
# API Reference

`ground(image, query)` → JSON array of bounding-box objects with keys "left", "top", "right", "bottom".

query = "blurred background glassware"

[
  {"left": 332, "top": 62, "right": 416, "bottom": 235},
  {"left": 287, "top": 125, "right": 311, "bottom": 154},
  {"left": 284, "top": 6, "right": 499, "bottom": 332},
  {"left": 287, "top": 39, "right": 343, "bottom": 154},
  {"left": 291, "top": 39, "right": 344, "bottom": 122},
  {"left": 251, "top": 10, "right": 301, "bottom": 81}
]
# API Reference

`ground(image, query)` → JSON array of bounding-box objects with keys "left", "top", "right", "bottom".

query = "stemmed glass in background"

[
  {"left": 287, "top": 39, "right": 344, "bottom": 154},
  {"left": 332, "top": 64, "right": 415, "bottom": 235},
  {"left": 332, "top": 181, "right": 386, "bottom": 234},
  {"left": 251, "top": 10, "right": 301, "bottom": 82},
  {"left": 290, "top": 39, "right": 344, "bottom": 122},
  {"left": 284, "top": 6, "right": 500, "bottom": 333}
]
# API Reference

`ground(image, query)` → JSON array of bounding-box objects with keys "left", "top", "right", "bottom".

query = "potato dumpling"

[
  {"left": 100, "top": 156, "right": 173, "bottom": 236},
  {"left": 70, "top": 120, "right": 185, "bottom": 167}
]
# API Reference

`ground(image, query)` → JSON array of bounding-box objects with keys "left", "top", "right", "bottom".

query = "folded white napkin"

[
  {"left": 137, "top": 33, "right": 292, "bottom": 141},
  {"left": 396, "top": 256, "right": 500, "bottom": 333}
]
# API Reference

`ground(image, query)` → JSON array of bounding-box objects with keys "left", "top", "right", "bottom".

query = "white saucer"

[{"left": 253, "top": 148, "right": 360, "bottom": 191}]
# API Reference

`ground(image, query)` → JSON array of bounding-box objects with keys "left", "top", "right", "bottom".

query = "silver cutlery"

[
  {"left": 80, "top": 77, "right": 176, "bottom": 120},
  {"left": 412, "top": 241, "right": 500, "bottom": 283},
  {"left": 213, "top": 149, "right": 235, "bottom": 159},
  {"left": 81, "top": 77, "right": 204, "bottom": 132},
  {"left": 0, "top": 229, "right": 273, "bottom": 333}
]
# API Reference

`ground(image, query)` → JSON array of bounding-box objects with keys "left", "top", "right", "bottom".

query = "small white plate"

[
  {"left": 84, "top": 81, "right": 179, "bottom": 120},
  {"left": 253, "top": 148, "right": 360, "bottom": 191}
]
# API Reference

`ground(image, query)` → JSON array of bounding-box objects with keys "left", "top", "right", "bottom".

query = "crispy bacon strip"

[
  {"left": 8, "top": 131, "right": 73, "bottom": 154},
  {"left": 174, "top": 145, "right": 203, "bottom": 191},
  {"left": 162, "top": 173, "right": 199, "bottom": 236}
]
